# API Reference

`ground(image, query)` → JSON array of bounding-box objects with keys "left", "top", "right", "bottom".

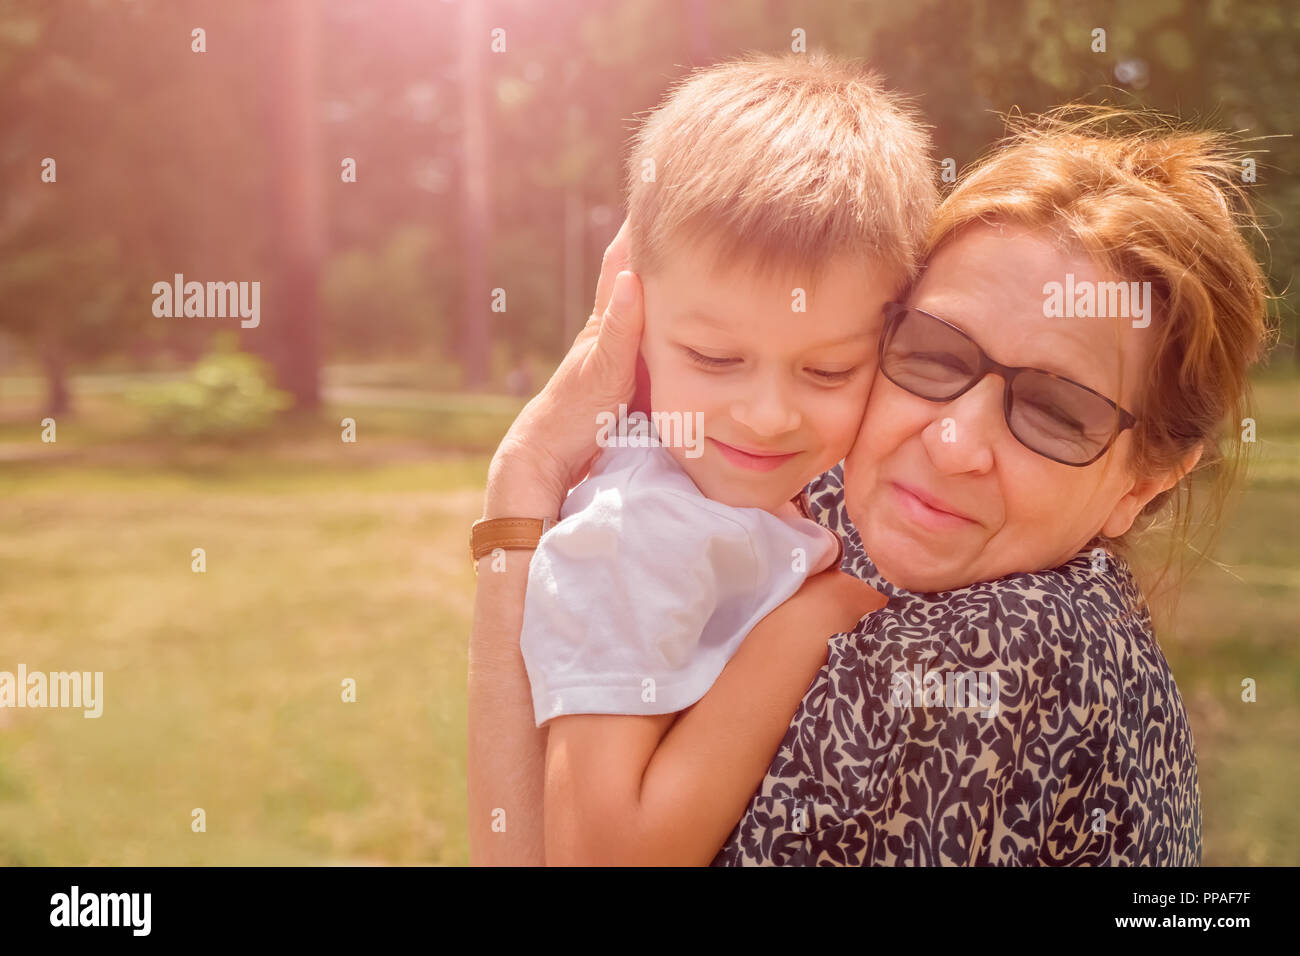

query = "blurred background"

[{"left": 0, "top": 0, "right": 1296, "bottom": 865}]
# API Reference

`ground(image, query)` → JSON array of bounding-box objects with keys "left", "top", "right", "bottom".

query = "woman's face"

[{"left": 844, "top": 223, "right": 1168, "bottom": 593}]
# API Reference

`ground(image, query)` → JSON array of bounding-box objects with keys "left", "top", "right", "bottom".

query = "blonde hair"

[
  {"left": 928, "top": 105, "right": 1274, "bottom": 602},
  {"left": 625, "top": 52, "right": 938, "bottom": 286}
]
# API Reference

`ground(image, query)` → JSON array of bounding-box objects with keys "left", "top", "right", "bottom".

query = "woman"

[{"left": 467, "top": 108, "right": 1271, "bottom": 865}]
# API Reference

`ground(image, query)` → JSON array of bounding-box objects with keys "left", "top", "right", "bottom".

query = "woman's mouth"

[
  {"left": 891, "top": 481, "right": 977, "bottom": 530},
  {"left": 709, "top": 438, "right": 800, "bottom": 472}
]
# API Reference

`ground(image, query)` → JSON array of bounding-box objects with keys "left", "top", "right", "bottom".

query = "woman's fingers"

[
  {"left": 589, "top": 271, "right": 644, "bottom": 399},
  {"left": 592, "top": 218, "right": 632, "bottom": 318},
  {"left": 487, "top": 230, "right": 642, "bottom": 507}
]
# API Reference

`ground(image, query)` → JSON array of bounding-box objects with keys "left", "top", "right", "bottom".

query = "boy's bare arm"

[{"left": 543, "top": 570, "right": 886, "bottom": 865}]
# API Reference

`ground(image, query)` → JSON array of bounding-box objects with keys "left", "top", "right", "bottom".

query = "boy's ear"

[{"left": 630, "top": 352, "right": 652, "bottom": 416}]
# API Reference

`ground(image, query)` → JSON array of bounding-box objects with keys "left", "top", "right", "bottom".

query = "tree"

[
  {"left": 457, "top": 0, "right": 492, "bottom": 387},
  {"left": 259, "top": 0, "right": 324, "bottom": 410}
]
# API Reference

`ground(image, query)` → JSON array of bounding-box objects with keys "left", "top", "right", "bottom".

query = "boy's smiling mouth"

[{"left": 709, "top": 438, "right": 801, "bottom": 472}]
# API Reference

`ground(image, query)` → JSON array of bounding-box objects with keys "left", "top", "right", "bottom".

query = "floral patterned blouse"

[{"left": 713, "top": 465, "right": 1202, "bottom": 866}]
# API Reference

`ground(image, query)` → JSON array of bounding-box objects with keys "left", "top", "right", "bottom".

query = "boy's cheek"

[
  {"left": 641, "top": 342, "right": 712, "bottom": 416},
  {"left": 640, "top": 348, "right": 687, "bottom": 415},
  {"left": 649, "top": 378, "right": 711, "bottom": 428},
  {"left": 820, "top": 375, "right": 876, "bottom": 455},
  {"left": 857, "top": 389, "right": 926, "bottom": 462}
]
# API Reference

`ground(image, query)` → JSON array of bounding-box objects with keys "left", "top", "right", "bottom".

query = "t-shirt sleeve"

[{"left": 519, "top": 480, "right": 835, "bottom": 727}]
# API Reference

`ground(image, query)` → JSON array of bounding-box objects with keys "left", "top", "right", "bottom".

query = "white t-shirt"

[{"left": 519, "top": 445, "right": 840, "bottom": 727}]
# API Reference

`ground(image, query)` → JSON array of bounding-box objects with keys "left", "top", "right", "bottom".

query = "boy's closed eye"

[
  {"left": 680, "top": 345, "right": 864, "bottom": 385},
  {"left": 681, "top": 346, "right": 740, "bottom": 369}
]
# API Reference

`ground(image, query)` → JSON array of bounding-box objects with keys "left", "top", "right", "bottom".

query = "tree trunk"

[
  {"left": 263, "top": 0, "right": 323, "bottom": 410},
  {"left": 41, "top": 348, "right": 70, "bottom": 417},
  {"left": 457, "top": 0, "right": 492, "bottom": 388}
]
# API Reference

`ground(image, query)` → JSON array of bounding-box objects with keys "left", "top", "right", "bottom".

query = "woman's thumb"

[
  {"left": 594, "top": 270, "right": 643, "bottom": 370},
  {"left": 609, "top": 270, "right": 640, "bottom": 319}
]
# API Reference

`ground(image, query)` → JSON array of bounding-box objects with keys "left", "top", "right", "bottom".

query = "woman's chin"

[
  {"left": 863, "top": 527, "right": 968, "bottom": 593},
  {"left": 875, "top": 560, "right": 955, "bottom": 594}
]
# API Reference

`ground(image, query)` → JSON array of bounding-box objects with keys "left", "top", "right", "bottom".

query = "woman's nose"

[{"left": 922, "top": 374, "right": 1003, "bottom": 474}]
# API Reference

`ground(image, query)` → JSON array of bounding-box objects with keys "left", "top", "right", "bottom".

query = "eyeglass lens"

[{"left": 880, "top": 307, "right": 1127, "bottom": 465}]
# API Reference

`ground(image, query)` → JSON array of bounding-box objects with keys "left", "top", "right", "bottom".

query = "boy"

[{"left": 519, "top": 52, "right": 937, "bottom": 860}]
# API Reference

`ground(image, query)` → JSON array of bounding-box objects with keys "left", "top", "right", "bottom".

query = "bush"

[{"left": 127, "top": 334, "right": 291, "bottom": 441}]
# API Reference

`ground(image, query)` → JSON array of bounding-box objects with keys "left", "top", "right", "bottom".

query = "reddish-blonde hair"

[
  {"left": 625, "top": 52, "right": 938, "bottom": 287},
  {"left": 929, "top": 106, "right": 1274, "bottom": 598}
]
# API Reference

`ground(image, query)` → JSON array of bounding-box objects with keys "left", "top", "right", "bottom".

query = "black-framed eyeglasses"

[{"left": 878, "top": 302, "right": 1138, "bottom": 467}]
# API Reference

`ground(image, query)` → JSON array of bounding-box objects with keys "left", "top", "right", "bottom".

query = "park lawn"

[
  {"left": 1159, "top": 482, "right": 1300, "bottom": 865},
  {"left": 0, "top": 377, "right": 1297, "bottom": 865},
  {"left": 0, "top": 431, "right": 490, "bottom": 865}
]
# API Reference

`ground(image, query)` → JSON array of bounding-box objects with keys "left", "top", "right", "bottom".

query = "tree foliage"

[{"left": 0, "top": 0, "right": 1294, "bottom": 414}]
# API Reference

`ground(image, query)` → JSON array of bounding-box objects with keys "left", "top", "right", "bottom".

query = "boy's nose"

[{"left": 730, "top": 388, "right": 801, "bottom": 438}]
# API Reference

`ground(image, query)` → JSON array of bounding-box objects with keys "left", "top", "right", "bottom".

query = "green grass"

[
  {"left": 0, "top": 376, "right": 1297, "bottom": 865},
  {"left": 0, "top": 451, "right": 489, "bottom": 865},
  {"left": 0, "top": 380, "right": 499, "bottom": 865},
  {"left": 1124, "top": 374, "right": 1300, "bottom": 864}
]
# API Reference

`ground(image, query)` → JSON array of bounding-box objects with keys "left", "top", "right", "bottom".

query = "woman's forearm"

[
  {"left": 467, "top": 556, "right": 546, "bottom": 865},
  {"left": 462, "top": 223, "right": 646, "bottom": 865},
  {"left": 466, "top": 456, "right": 564, "bottom": 866}
]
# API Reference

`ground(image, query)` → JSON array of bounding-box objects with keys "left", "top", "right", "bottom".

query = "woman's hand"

[
  {"left": 468, "top": 220, "right": 642, "bottom": 866},
  {"left": 485, "top": 220, "right": 644, "bottom": 520}
]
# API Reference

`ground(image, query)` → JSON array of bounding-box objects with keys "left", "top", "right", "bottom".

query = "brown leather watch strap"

[{"left": 470, "top": 516, "right": 555, "bottom": 562}]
